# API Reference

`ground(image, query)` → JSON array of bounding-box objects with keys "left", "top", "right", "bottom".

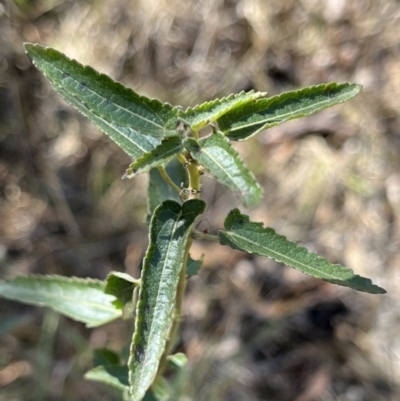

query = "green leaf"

[
  {"left": 24, "top": 43, "right": 179, "bottom": 155},
  {"left": 125, "top": 136, "right": 183, "bottom": 177},
  {"left": 179, "top": 90, "right": 266, "bottom": 130},
  {"left": 105, "top": 272, "right": 140, "bottom": 319},
  {"left": 187, "top": 254, "right": 204, "bottom": 276},
  {"left": 167, "top": 352, "right": 188, "bottom": 369},
  {"left": 128, "top": 199, "right": 206, "bottom": 401},
  {"left": 150, "top": 377, "right": 171, "bottom": 401},
  {"left": 146, "top": 158, "right": 187, "bottom": 224},
  {"left": 0, "top": 275, "right": 122, "bottom": 327},
  {"left": 217, "top": 83, "right": 362, "bottom": 141},
  {"left": 85, "top": 365, "right": 129, "bottom": 391},
  {"left": 105, "top": 272, "right": 140, "bottom": 307},
  {"left": 56, "top": 86, "right": 161, "bottom": 159},
  {"left": 93, "top": 348, "right": 121, "bottom": 367},
  {"left": 184, "top": 131, "right": 263, "bottom": 207},
  {"left": 218, "top": 209, "right": 386, "bottom": 294}
]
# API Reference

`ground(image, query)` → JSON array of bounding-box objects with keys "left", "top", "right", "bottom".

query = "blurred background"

[{"left": 1, "top": 0, "right": 400, "bottom": 400}]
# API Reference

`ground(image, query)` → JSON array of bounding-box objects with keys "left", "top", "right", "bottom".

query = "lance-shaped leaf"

[
  {"left": 125, "top": 136, "right": 183, "bottom": 177},
  {"left": 55, "top": 86, "right": 161, "bottom": 159},
  {"left": 219, "top": 209, "right": 386, "bottom": 294},
  {"left": 24, "top": 43, "right": 179, "bottom": 151},
  {"left": 179, "top": 90, "right": 266, "bottom": 130},
  {"left": 184, "top": 132, "right": 263, "bottom": 207},
  {"left": 128, "top": 199, "right": 206, "bottom": 401},
  {"left": 146, "top": 158, "right": 187, "bottom": 224},
  {"left": 217, "top": 83, "right": 362, "bottom": 141},
  {"left": 0, "top": 275, "right": 122, "bottom": 327}
]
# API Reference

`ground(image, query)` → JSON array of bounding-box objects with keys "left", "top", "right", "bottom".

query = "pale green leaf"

[
  {"left": 85, "top": 365, "right": 129, "bottom": 391},
  {"left": 179, "top": 90, "right": 266, "bottom": 130},
  {"left": 0, "top": 275, "right": 122, "bottom": 327},
  {"left": 128, "top": 199, "right": 205, "bottom": 401},
  {"left": 218, "top": 209, "right": 386, "bottom": 294},
  {"left": 150, "top": 377, "right": 171, "bottom": 401},
  {"left": 217, "top": 83, "right": 362, "bottom": 141},
  {"left": 24, "top": 43, "right": 179, "bottom": 155},
  {"left": 184, "top": 131, "right": 263, "bottom": 207},
  {"left": 125, "top": 136, "right": 183, "bottom": 177},
  {"left": 167, "top": 352, "right": 188, "bottom": 369},
  {"left": 146, "top": 158, "right": 187, "bottom": 224}
]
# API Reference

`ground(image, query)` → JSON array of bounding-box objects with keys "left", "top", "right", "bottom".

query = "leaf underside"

[
  {"left": 218, "top": 209, "right": 386, "bottom": 294},
  {"left": 217, "top": 82, "right": 362, "bottom": 141},
  {"left": 184, "top": 131, "right": 263, "bottom": 207},
  {"left": 24, "top": 43, "right": 179, "bottom": 157},
  {"left": 128, "top": 199, "right": 206, "bottom": 401},
  {"left": 0, "top": 275, "right": 122, "bottom": 327},
  {"left": 179, "top": 90, "right": 266, "bottom": 130}
]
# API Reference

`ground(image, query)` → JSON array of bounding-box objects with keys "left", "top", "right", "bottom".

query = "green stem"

[{"left": 157, "top": 166, "right": 181, "bottom": 194}]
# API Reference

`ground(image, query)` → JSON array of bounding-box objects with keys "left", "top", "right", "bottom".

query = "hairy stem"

[{"left": 192, "top": 231, "right": 219, "bottom": 242}]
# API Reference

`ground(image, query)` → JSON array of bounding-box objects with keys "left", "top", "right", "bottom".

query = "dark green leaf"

[
  {"left": 184, "top": 131, "right": 263, "bottom": 207},
  {"left": 146, "top": 158, "right": 187, "bottom": 224},
  {"left": 187, "top": 254, "right": 204, "bottom": 276},
  {"left": 85, "top": 365, "right": 129, "bottom": 391},
  {"left": 179, "top": 90, "right": 266, "bottom": 130},
  {"left": 128, "top": 199, "right": 206, "bottom": 401},
  {"left": 105, "top": 272, "right": 140, "bottom": 320},
  {"left": 217, "top": 83, "right": 362, "bottom": 140},
  {"left": 125, "top": 136, "right": 183, "bottom": 177},
  {"left": 93, "top": 348, "right": 121, "bottom": 367},
  {"left": 219, "top": 209, "right": 386, "bottom": 294},
  {"left": 24, "top": 43, "right": 179, "bottom": 156},
  {"left": 105, "top": 272, "right": 140, "bottom": 307},
  {"left": 0, "top": 275, "right": 122, "bottom": 327}
]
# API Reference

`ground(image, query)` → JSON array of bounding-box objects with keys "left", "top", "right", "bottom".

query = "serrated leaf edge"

[
  {"left": 219, "top": 209, "right": 385, "bottom": 294},
  {"left": 24, "top": 43, "right": 180, "bottom": 133},
  {"left": 184, "top": 132, "right": 263, "bottom": 206},
  {"left": 222, "top": 82, "right": 362, "bottom": 140}
]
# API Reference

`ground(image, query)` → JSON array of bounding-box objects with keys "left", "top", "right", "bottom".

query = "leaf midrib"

[
  {"left": 32, "top": 48, "right": 168, "bottom": 131},
  {"left": 59, "top": 88, "right": 156, "bottom": 154},
  {"left": 2, "top": 284, "right": 117, "bottom": 313},
  {"left": 223, "top": 230, "right": 353, "bottom": 281},
  {"left": 226, "top": 91, "right": 348, "bottom": 133},
  {"left": 136, "top": 210, "right": 182, "bottom": 389}
]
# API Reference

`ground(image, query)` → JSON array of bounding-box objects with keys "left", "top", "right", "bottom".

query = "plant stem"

[
  {"left": 157, "top": 166, "right": 181, "bottom": 194},
  {"left": 192, "top": 231, "right": 219, "bottom": 242}
]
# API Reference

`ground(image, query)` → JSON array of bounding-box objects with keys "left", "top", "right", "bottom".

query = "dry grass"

[{"left": 1, "top": 0, "right": 400, "bottom": 399}]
